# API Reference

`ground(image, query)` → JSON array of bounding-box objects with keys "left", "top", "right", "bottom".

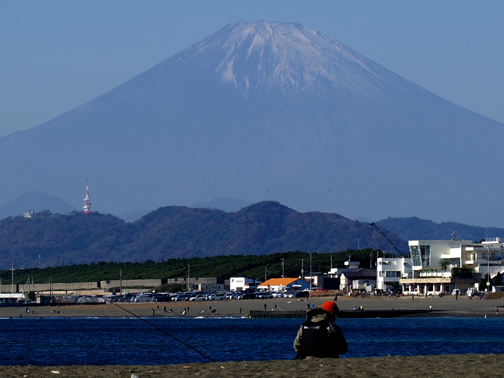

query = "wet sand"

[{"left": 0, "top": 354, "right": 503, "bottom": 378}]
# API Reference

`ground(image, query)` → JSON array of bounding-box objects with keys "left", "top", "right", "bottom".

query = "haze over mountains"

[
  {"left": 0, "top": 201, "right": 406, "bottom": 268},
  {"left": 3, "top": 197, "right": 504, "bottom": 268},
  {"left": 0, "top": 191, "right": 76, "bottom": 220},
  {"left": 1, "top": 21, "right": 503, "bottom": 227}
]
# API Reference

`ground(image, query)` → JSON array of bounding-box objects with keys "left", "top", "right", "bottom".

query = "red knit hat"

[{"left": 321, "top": 301, "right": 339, "bottom": 314}]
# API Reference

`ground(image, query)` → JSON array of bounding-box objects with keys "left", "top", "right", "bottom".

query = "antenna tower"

[{"left": 83, "top": 180, "right": 92, "bottom": 213}]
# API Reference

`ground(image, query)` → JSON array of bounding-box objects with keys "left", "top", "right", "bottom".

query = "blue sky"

[{"left": 1, "top": 1, "right": 503, "bottom": 137}]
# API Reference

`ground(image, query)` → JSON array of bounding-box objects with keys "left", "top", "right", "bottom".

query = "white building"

[
  {"left": 229, "top": 277, "right": 261, "bottom": 292},
  {"left": 0, "top": 293, "right": 28, "bottom": 304},
  {"left": 376, "top": 257, "right": 412, "bottom": 290},
  {"left": 339, "top": 269, "right": 376, "bottom": 292},
  {"left": 400, "top": 238, "right": 504, "bottom": 295}
]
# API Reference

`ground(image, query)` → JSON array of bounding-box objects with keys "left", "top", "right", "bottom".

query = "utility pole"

[
  {"left": 11, "top": 262, "right": 14, "bottom": 294},
  {"left": 264, "top": 267, "right": 267, "bottom": 282},
  {"left": 281, "top": 258, "right": 285, "bottom": 278},
  {"left": 120, "top": 268, "right": 123, "bottom": 295},
  {"left": 487, "top": 245, "right": 491, "bottom": 291},
  {"left": 330, "top": 254, "right": 333, "bottom": 270},
  {"left": 309, "top": 252, "right": 312, "bottom": 291},
  {"left": 188, "top": 264, "right": 191, "bottom": 291},
  {"left": 370, "top": 252, "right": 373, "bottom": 269}
]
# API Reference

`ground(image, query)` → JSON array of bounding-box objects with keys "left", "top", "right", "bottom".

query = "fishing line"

[
  {"left": 109, "top": 301, "right": 216, "bottom": 362},
  {"left": 92, "top": 292, "right": 216, "bottom": 363}
]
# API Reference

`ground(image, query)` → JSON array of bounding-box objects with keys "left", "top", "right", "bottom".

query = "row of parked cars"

[
  {"left": 103, "top": 289, "right": 310, "bottom": 303},
  {"left": 175, "top": 290, "right": 309, "bottom": 301}
]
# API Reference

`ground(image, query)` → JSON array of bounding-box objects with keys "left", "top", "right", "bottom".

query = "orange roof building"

[{"left": 258, "top": 278, "right": 310, "bottom": 291}]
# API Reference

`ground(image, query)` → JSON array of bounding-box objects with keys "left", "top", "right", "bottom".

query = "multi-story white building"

[
  {"left": 376, "top": 257, "right": 412, "bottom": 290},
  {"left": 400, "top": 238, "right": 504, "bottom": 295}
]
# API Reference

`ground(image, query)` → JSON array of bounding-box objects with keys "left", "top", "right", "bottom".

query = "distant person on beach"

[{"left": 294, "top": 301, "right": 348, "bottom": 359}]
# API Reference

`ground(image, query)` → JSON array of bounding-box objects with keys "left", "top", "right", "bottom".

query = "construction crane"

[{"left": 370, "top": 222, "right": 403, "bottom": 256}]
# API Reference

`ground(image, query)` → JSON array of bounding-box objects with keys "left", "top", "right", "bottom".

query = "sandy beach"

[
  {"left": 2, "top": 294, "right": 503, "bottom": 318},
  {"left": 0, "top": 354, "right": 503, "bottom": 378},
  {"left": 2, "top": 295, "right": 503, "bottom": 377}
]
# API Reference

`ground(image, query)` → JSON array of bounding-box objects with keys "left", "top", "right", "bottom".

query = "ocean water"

[{"left": 1, "top": 316, "right": 504, "bottom": 366}]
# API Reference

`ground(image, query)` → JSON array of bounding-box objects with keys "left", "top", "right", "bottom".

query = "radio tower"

[{"left": 83, "top": 180, "right": 91, "bottom": 213}]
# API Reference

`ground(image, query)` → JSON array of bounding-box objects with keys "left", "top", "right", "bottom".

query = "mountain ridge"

[
  {"left": 0, "top": 201, "right": 406, "bottom": 268},
  {"left": 0, "top": 21, "right": 503, "bottom": 227},
  {"left": 376, "top": 216, "right": 504, "bottom": 242}
]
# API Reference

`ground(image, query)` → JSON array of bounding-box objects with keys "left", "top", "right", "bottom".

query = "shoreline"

[
  {"left": 2, "top": 295, "right": 503, "bottom": 319},
  {"left": 2, "top": 297, "right": 504, "bottom": 376}
]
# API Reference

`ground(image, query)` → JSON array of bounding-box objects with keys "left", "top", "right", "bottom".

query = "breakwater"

[{"left": 248, "top": 309, "right": 434, "bottom": 318}]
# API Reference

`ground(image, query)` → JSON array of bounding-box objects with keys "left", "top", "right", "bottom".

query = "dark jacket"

[{"left": 293, "top": 307, "right": 348, "bottom": 358}]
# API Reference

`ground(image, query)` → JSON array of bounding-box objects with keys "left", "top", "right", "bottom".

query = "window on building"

[
  {"left": 420, "top": 245, "right": 431, "bottom": 267},
  {"left": 411, "top": 246, "right": 420, "bottom": 266},
  {"left": 410, "top": 245, "right": 430, "bottom": 267},
  {"left": 385, "top": 271, "right": 401, "bottom": 277}
]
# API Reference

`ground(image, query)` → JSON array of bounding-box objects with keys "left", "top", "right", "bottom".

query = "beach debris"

[
  {"left": 220, "top": 366, "right": 226, "bottom": 369},
  {"left": 183, "top": 366, "right": 192, "bottom": 369},
  {"left": 51, "top": 371, "right": 60, "bottom": 375},
  {"left": 131, "top": 375, "right": 140, "bottom": 378}
]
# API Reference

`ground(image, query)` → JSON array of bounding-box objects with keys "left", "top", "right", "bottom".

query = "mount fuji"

[{"left": 1, "top": 21, "right": 503, "bottom": 227}]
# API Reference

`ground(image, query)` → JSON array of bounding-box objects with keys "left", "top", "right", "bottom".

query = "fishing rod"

[{"left": 98, "top": 294, "right": 216, "bottom": 363}]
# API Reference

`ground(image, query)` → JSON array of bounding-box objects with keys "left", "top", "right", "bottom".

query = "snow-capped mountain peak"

[{"left": 168, "top": 21, "right": 385, "bottom": 98}]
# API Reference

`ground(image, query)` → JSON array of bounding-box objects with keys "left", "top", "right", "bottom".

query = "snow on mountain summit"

[{"left": 162, "top": 21, "right": 390, "bottom": 98}]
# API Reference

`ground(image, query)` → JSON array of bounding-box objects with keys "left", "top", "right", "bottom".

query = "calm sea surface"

[{"left": 1, "top": 316, "right": 504, "bottom": 366}]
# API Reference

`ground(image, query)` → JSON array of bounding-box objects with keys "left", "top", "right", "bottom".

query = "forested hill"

[
  {"left": 0, "top": 201, "right": 407, "bottom": 268},
  {"left": 376, "top": 217, "right": 504, "bottom": 242}
]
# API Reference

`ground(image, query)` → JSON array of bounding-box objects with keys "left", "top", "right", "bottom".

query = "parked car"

[
  {"left": 173, "top": 294, "right": 191, "bottom": 301},
  {"left": 236, "top": 293, "right": 256, "bottom": 300},
  {"left": 189, "top": 294, "right": 206, "bottom": 302},
  {"left": 256, "top": 292, "right": 273, "bottom": 299},
  {"left": 209, "top": 293, "right": 226, "bottom": 301}
]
